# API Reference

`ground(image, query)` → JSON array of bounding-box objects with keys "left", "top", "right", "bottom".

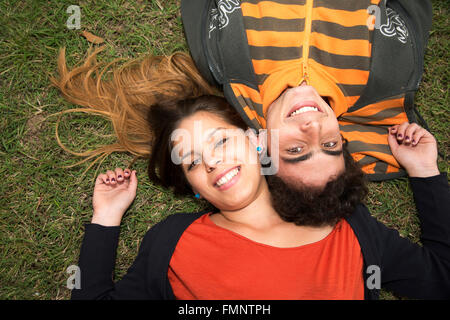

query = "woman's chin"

[{"left": 211, "top": 184, "right": 262, "bottom": 212}]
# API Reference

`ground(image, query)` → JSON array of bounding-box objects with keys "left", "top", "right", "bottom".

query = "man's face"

[{"left": 266, "top": 83, "right": 345, "bottom": 188}]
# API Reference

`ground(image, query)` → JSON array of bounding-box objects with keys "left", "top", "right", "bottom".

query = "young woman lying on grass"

[{"left": 71, "top": 95, "right": 450, "bottom": 300}]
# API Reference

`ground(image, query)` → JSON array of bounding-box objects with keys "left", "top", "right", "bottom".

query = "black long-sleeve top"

[{"left": 71, "top": 173, "right": 450, "bottom": 300}]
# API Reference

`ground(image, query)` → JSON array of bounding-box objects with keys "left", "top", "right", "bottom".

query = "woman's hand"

[
  {"left": 388, "top": 122, "right": 439, "bottom": 178},
  {"left": 91, "top": 168, "right": 138, "bottom": 226}
]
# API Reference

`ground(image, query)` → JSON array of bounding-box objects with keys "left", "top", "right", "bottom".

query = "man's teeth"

[
  {"left": 215, "top": 168, "right": 240, "bottom": 187},
  {"left": 290, "top": 106, "right": 318, "bottom": 117}
]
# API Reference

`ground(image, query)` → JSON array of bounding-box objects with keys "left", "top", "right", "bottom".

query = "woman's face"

[
  {"left": 172, "top": 111, "right": 265, "bottom": 211},
  {"left": 266, "top": 84, "right": 345, "bottom": 188}
]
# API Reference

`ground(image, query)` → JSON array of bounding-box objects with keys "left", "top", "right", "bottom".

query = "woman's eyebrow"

[
  {"left": 180, "top": 127, "right": 227, "bottom": 161},
  {"left": 206, "top": 127, "right": 226, "bottom": 140},
  {"left": 180, "top": 150, "right": 195, "bottom": 162},
  {"left": 180, "top": 149, "right": 205, "bottom": 163}
]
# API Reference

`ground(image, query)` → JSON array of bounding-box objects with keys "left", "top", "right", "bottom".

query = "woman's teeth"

[
  {"left": 215, "top": 167, "right": 240, "bottom": 187},
  {"left": 289, "top": 106, "right": 318, "bottom": 117}
]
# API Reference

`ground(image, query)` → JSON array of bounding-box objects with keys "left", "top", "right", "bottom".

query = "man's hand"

[
  {"left": 91, "top": 167, "right": 138, "bottom": 226},
  {"left": 388, "top": 122, "right": 439, "bottom": 178}
]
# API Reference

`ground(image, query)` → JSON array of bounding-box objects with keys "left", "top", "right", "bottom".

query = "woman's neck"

[
  {"left": 216, "top": 180, "right": 284, "bottom": 230},
  {"left": 211, "top": 179, "right": 335, "bottom": 248}
]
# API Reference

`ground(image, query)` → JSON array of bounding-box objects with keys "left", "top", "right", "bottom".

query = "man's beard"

[{"left": 266, "top": 167, "right": 367, "bottom": 227}]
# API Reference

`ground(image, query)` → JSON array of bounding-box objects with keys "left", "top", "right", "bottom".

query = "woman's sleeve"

[
  {"left": 71, "top": 223, "right": 157, "bottom": 300},
  {"left": 409, "top": 173, "right": 450, "bottom": 263},
  {"left": 379, "top": 173, "right": 450, "bottom": 299}
]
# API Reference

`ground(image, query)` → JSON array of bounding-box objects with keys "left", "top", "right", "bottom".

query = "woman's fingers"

[
  {"left": 411, "top": 127, "right": 427, "bottom": 146},
  {"left": 403, "top": 123, "right": 421, "bottom": 145},
  {"left": 128, "top": 170, "right": 138, "bottom": 190},
  {"left": 389, "top": 122, "right": 427, "bottom": 147},
  {"left": 394, "top": 122, "right": 410, "bottom": 141},
  {"left": 390, "top": 124, "right": 399, "bottom": 134},
  {"left": 99, "top": 168, "right": 133, "bottom": 185},
  {"left": 106, "top": 170, "right": 117, "bottom": 184},
  {"left": 96, "top": 173, "right": 109, "bottom": 185},
  {"left": 115, "top": 168, "right": 125, "bottom": 182}
]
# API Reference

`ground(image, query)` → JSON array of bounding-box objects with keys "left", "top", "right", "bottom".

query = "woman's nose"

[{"left": 204, "top": 157, "right": 221, "bottom": 173}]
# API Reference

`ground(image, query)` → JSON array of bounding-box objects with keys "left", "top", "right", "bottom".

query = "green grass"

[{"left": 0, "top": 0, "right": 448, "bottom": 300}]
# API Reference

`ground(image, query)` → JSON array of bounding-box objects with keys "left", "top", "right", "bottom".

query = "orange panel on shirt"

[{"left": 168, "top": 213, "right": 364, "bottom": 300}]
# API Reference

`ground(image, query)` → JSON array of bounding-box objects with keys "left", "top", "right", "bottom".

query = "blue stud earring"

[{"left": 195, "top": 193, "right": 200, "bottom": 199}]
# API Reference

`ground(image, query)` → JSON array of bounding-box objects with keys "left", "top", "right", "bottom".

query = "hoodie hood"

[
  {"left": 182, "top": 0, "right": 433, "bottom": 180},
  {"left": 239, "top": 0, "right": 374, "bottom": 126}
]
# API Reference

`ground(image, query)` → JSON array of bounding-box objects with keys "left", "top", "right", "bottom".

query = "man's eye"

[
  {"left": 188, "top": 158, "right": 201, "bottom": 170},
  {"left": 323, "top": 141, "right": 337, "bottom": 148},
  {"left": 287, "top": 146, "right": 303, "bottom": 154},
  {"left": 215, "top": 137, "right": 229, "bottom": 149}
]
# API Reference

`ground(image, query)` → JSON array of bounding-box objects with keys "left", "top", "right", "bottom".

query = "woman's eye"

[
  {"left": 287, "top": 146, "right": 303, "bottom": 154},
  {"left": 188, "top": 158, "right": 201, "bottom": 171},
  {"left": 215, "top": 137, "right": 229, "bottom": 149},
  {"left": 323, "top": 141, "right": 337, "bottom": 148}
]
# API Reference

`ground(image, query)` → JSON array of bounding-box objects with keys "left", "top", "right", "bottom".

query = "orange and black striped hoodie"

[{"left": 181, "top": 0, "right": 432, "bottom": 180}]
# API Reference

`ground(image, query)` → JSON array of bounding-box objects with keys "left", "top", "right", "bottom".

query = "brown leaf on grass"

[{"left": 80, "top": 30, "right": 105, "bottom": 44}]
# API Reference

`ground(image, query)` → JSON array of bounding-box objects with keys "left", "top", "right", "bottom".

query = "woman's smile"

[{"left": 213, "top": 165, "right": 241, "bottom": 190}]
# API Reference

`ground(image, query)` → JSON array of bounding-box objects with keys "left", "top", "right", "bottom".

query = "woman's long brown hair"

[{"left": 49, "top": 46, "right": 217, "bottom": 177}]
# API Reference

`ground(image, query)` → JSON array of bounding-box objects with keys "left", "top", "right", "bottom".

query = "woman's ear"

[
  {"left": 256, "top": 129, "right": 268, "bottom": 154},
  {"left": 192, "top": 189, "right": 201, "bottom": 199},
  {"left": 246, "top": 128, "right": 267, "bottom": 150},
  {"left": 246, "top": 128, "right": 259, "bottom": 148}
]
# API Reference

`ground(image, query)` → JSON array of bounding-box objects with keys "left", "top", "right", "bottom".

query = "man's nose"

[{"left": 299, "top": 118, "right": 320, "bottom": 132}]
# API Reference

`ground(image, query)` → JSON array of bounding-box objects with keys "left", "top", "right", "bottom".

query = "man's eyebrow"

[
  {"left": 281, "top": 152, "right": 313, "bottom": 163},
  {"left": 323, "top": 149, "right": 343, "bottom": 156},
  {"left": 281, "top": 149, "right": 343, "bottom": 163}
]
